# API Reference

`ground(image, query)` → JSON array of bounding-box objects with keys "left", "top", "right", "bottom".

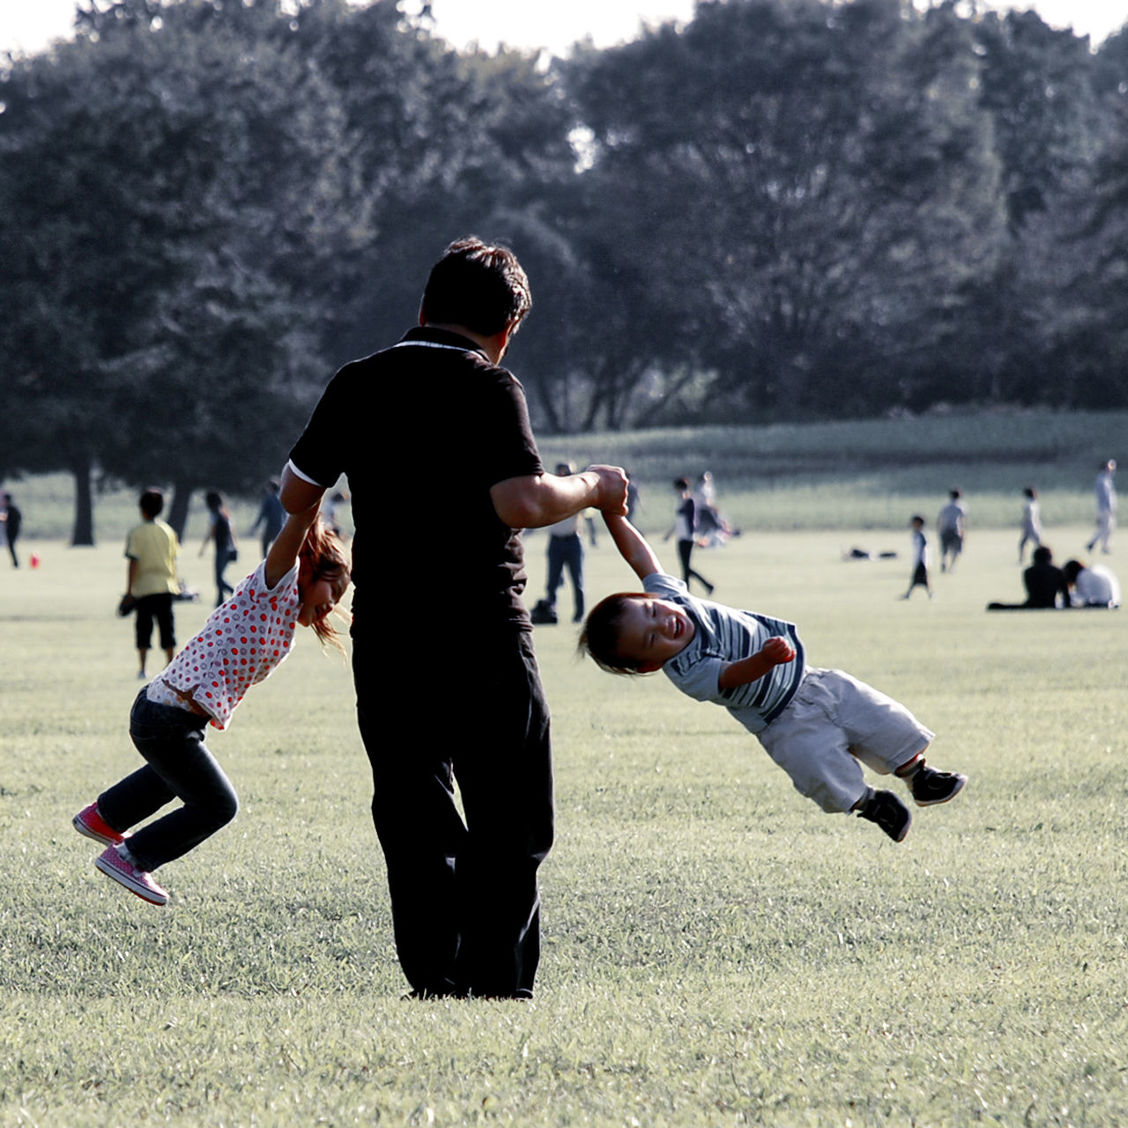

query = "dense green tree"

[
  {"left": 0, "top": 2, "right": 355, "bottom": 541},
  {"left": 567, "top": 0, "right": 1005, "bottom": 422},
  {"left": 285, "top": 1, "right": 579, "bottom": 372},
  {"left": 950, "top": 8, "right": 1122, "bottom": 409}
]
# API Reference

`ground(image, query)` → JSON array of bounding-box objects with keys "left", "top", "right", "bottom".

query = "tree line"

[{"left": 2, "top": 0, "right": 1126, "bottom": 542}]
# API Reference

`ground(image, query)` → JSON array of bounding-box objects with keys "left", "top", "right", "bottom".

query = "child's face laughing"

[{"left": 616, "top": 596, "right": 696, "bottom": 672}]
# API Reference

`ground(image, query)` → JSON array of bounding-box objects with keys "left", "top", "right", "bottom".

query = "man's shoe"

[
  {"left": 911, "top": 767, "right": 967, "bottom": 807},
  {"left": 73, "top": 803, "right": 126, "bottom": 847},
  {"left": 94, "top": 846, "right": 169, "bottom": 906},
  {"left": 858, "top": 790, "right": 911, "bottom": 842}
]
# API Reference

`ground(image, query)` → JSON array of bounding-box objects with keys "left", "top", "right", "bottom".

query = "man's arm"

[
  {"left": 604, "top": 513, "right": 664, "bottom": 582},
  {"left": 717, "top": 637, "right": 796, "bottom": 691},
  {"left": 280, "top": 463, "right": 328, "bottom": 515},
  {"left": 490, "top": 465, "right": 627, "bottom": 530}
]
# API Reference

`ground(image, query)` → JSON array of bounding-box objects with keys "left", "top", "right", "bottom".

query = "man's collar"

[{"left": 400, "top": 325, "right": 489, "bottom": 360}]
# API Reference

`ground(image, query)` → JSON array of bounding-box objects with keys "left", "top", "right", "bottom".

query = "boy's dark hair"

[
  {"left": 911, "top": 514, "right": 925, "bottom": 525},
  {"left": 949, "top": 488, "right": 962, "bottom": 499},
  {"left": 1024, "top": 486, "right": 1037, "bottom": 498},
  {"left": 578, "top": 592, "right": 651, "bottom": 675},
  {"left": 139, "top": 488, "right": 164, "bottom": 518},
  {"left": 1032, "top": 545, "right": 1053, "bottom": 564},
  {"left": 420, "top": 236, "right": 532, "bottom": 337},
  {"left": 674, "top": 476, "right": 689, "bottom": 491},
  {"left": 1062, "top": 560, "right": 1084, "bottom": 585}
]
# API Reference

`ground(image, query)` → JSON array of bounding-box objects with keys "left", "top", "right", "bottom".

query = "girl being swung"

[{"left": 74, "top": 507, "right": 350, "bottom": 905}]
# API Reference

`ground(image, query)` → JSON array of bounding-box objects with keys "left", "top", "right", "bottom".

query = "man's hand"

[{"left": 587, "top": 465, "right": 629, "bottom": 516}]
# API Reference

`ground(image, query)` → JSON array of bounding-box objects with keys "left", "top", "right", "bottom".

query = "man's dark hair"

[
  {"left": 1032, "top": 546, "right": 1053, "bottom": 564},
  {"left": 420, "top": 236, "right": 532, "bottom": 337},
  {"left": 1063, "top": 560, "right": 1084, "bottom": 584},
  {"left": 139, "top": 488, "right": 164, "bottom": 519}
]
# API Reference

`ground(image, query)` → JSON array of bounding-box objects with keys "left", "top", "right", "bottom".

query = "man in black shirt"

[{"left": 282, "top": 238, "right": 627, "bottom": 998}]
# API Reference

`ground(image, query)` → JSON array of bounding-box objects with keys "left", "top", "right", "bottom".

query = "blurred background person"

[{"left": 125, "top": 488, "right": 180, "bottom": 678}]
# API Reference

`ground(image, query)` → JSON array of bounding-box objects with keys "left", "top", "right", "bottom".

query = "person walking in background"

[
  {"left": 250, "top": 478, "right": 285, "bottom": 558},
  {"left": 665, "top": 477, "right": 713, "bottom": 595},
  {"left": 1086, "top": 459, "right": 1117, "bottom": 554},
  {"left": 199, "top": 490, "right": 238, "bottom": 606},
  {"left": 124, "top": 489, "right": 180, "bottom": 679},
  {"left": 1, "top": 493, "right": 22, "bottom": 568},
  {"left": 281, "top": 236, "right": 628, "bottom": 1000},
  {"left": 544, "top": 462, "right": 586, "bottom": 623},
  {"left": 937, "top": 488, "right": 967, "bottom": 573},
  {"left": 902, "top": 515, "right": 932, "bottom": 600},
  {"left": 1018, "top": 487, "right": 1042, "bottom": 565}
]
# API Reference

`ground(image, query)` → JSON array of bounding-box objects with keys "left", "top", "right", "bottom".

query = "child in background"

[
  {"left": 903, "top": 515, "right": 932, "bottom": 600},
  {"left": 580, "top": 515, "right": 966, "bottom": 842},
  {"left": 1018, "top": 487, "right": 1042, "bottom": 565},
  {"left": 73, "top": 508, "right": 350, "bottom": 905}
]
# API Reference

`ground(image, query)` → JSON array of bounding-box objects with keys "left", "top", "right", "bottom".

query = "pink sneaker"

[
  {"left": 94, "top": 845, "right": 169, "bottom": 906},
  {"left": 73, "top": 803, "right": 128, "bottom": 847}
]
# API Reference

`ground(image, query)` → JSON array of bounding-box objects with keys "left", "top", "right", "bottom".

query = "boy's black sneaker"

[
  {"left": 910, "top": 767, "right": 967, "bottom": 807},
  {"left": 858, "top": 790, "right": 911, "bottom": 842}
]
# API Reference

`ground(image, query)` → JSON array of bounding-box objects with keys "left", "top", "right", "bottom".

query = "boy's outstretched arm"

[
  {"left": 605, "top": 514, "right": 665, "bottom": 582},
  {"left": 718, "top": 637, "right": 796, "bottom": 691}
]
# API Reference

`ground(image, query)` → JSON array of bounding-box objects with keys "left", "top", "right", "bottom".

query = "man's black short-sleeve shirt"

[{"left": 288, "top": 327, "right": 544, "bottom": 632}]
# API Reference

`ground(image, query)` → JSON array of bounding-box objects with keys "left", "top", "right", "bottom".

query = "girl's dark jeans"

[{"left": 96, "top": 688, "right": 238, "bottom": 872}]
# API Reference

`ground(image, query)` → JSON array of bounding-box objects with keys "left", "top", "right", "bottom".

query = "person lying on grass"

[
  {"left": 579, "top": 514, "right": 966, "bottom": 842},
  {"left": 73, "top": 507, "right": 350, "bottom": 905}
]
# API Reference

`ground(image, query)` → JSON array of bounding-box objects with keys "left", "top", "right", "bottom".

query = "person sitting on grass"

[
  {"left": 72, "top": 507, "right": 350, "bottom": 906},
  {"left": 579, "top": 514, "right": 967, "bottom": 842},
  {"left": 1062, "top": 558, "right": 1121, "bottom": 608},
  {"left": 987, "top": 545, "right": 1070, "bottom": 610}
]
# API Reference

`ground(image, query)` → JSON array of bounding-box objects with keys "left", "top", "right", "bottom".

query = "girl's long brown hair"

[{"left": 298, "top": 517, "right": 351, "bottom": 649}]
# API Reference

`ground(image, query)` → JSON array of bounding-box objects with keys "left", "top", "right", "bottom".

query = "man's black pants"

[{"left": 354, "top": 626, "right": 553, "bottom": 999}]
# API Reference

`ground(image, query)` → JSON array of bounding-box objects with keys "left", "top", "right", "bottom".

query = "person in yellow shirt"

[{"left": 125, "top": 489, "right": 180, "bottom": 678}]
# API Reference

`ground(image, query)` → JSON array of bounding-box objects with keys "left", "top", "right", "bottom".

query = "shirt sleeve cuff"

[{"left": 285, "top": 458, "right": 328, "bottom": 488}]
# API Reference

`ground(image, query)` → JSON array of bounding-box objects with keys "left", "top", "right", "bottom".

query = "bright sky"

[{"left": 1, "top": 0, "right": 1124, "bottom": 57}]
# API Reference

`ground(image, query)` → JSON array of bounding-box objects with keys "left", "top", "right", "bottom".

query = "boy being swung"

[{"left": 581, "top": 515, "right": 966, "bottom": 841}]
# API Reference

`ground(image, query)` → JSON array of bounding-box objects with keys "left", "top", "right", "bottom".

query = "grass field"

[{"left": 1, "top": 501, "right": 1125, "bottom": 1125}]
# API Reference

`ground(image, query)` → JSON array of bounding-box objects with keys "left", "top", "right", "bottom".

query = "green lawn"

[{"left": 1, "top": 516, "right": 1125, "bottom": 1125}]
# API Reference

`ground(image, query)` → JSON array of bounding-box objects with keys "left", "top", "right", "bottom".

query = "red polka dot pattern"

[{"left": 161, "top": 562, "right": 301, "bottom": 729}]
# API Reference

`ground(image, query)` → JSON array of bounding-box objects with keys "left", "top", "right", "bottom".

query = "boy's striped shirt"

[{"left": 644, "top": 573, "right": 805, "bottom": 733}]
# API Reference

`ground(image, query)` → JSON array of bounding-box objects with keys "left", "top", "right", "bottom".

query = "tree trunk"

[
  {"left": 70, "top": 454, "right": 95, "bottom": 546},
  {"left": 168, "top": 481, "right": 194, "bottom": 542}
]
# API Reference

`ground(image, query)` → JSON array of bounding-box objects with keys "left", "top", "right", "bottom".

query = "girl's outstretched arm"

[
  {"left": 264, "top": 505, "right": 320, "bottom": 589},
  {"left": 605, "top": 514, "right": 665, "bottom": 582}
]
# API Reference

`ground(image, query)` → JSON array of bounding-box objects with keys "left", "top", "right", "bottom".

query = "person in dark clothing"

[
  {"left": 251, "top": 478, "right": 285, "bottom": 557},
  {"left": 987, "top": 545, "right": 1070, "bottom": 610},
  {"left": 199, "top": 491, "right": 238, "bottom": 606},
  {"left": 2, "top": 493, "right": 22, "bottom": 568},
  {"left": 281, "top": 237, "right": 627, "bottom": 999},
  {"left": 665, "top": 477, "right": 713, "bottom": 595}
]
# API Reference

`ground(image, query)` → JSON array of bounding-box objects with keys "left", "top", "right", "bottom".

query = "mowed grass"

[{"left": 2, "top": 518, "right": 1127, "bottom": 1126}]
